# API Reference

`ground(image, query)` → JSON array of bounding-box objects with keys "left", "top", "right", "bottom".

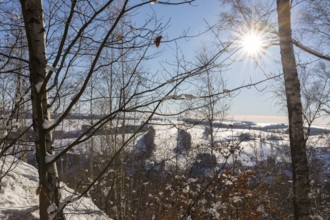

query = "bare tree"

[
  {"left": 0, "top": 2, "right": 31, "bottom": 188},
  {"left": 195, "top": 48, "right": 230, "bottom": 175},
  {"left": 3, "top": 0, "right": 239, "bottom": 219},
  {"left": 277, "top": 0, "right": 313, "bottom": 218},
  {"left": 19, "top": 0, "right": 63, "bottom": 218},
  {"left": 217, "top": 0, "right": 329, "bottom": 218}
]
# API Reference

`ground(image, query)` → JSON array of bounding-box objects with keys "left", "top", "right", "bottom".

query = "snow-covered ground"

[
  {"left": 50, "top": 117, "right": 330, "bottom": 171},
  {"left": 135, "top": 118, "right": 330, "bottom": 172},
  {"left": 0, "top": 156, "right": 111, "bottom": 220}
]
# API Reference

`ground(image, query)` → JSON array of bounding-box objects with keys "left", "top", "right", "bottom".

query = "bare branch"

[{"left": 292, "top": 38, "right": 330, "bottom": 61}]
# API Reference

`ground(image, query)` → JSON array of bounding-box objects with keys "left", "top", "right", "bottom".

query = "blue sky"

[{"left": 137, "top": 0, "right": 285, "bottom": 116}]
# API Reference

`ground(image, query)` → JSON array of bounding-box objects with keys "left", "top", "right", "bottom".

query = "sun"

[{"left": 239, "top": 30, "right": 266, "bottom": 57}]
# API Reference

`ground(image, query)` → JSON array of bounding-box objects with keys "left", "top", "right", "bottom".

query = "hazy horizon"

[{"left": 228, "top": 114, "right": 330, "bottom": 128}]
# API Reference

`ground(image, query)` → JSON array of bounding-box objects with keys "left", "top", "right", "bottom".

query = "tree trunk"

[
  {"left": 20, "top": 0, "right": 63, "bottom": 219},
  {"left": 276, "top": 0, "right": 313, "bottom": 219}
]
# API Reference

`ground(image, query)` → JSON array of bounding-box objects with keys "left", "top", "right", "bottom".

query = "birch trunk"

[
  {"left": 276, "top": 0, "right": 313, "bottom": 219},
  {"left": 20, "top": 0, "right": 63, "bottom": 219}
]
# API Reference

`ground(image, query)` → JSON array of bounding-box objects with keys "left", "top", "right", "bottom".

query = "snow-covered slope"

[
  {"left": 0, "top": 156, "right": 111, "bottom": 220},
  {"left": 137, "top": 119, "right": 329, "bottom": 170}
]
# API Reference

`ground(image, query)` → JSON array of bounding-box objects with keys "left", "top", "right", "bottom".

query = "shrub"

[
  {"left": 174, "top": 129, "right": 192, "bottom": 154},
  {"left": 190, "top": 153, "right": 217, "bottom": 177},
  {"left": 135, "top": 126, "right": 156, "bottom": 159},
  {"left": 239, "top": 132, "right": 254, "bottom": 141}
]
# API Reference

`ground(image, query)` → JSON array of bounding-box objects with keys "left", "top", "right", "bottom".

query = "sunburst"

[{"left": 238, "top": 29, "right": 267, "bottom": 57}]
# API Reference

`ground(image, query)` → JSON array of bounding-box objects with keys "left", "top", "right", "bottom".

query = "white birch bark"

[{"left": 19, "top": 0, "right": 62, "bottom": 219}]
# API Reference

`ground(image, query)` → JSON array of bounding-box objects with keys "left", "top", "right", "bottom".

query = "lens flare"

[{"left": 239, "top": 30, "right": 266, "bottom": 57}]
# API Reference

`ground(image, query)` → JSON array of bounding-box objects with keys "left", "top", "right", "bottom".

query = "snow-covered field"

[
  {"left": 51, "top": 117, "right": 330, "bottom": 174},
  {"left": 136, "top": 119, "right": 330, "bottom": 171}
]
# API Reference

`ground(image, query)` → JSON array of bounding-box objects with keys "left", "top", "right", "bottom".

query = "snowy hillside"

[
  {"left": 134, "top": 119, "right": 330, "bottom": 172},
  {"left": 0, "top": 156, "right": 111, "bottom": 220},
  {"left": 50, "top": 117, "right": 330, "bottom": 175}
]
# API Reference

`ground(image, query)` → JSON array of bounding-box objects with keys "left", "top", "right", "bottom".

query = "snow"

[
  {"left": 43, "top": 116, "right": 329, "bottom": 172},
  {"left": 132, "top": 118, "right": 329, "bottom": 169},
  {"left": 0, "top": 156, "right": 111, "bottom": 220},
  {"left": 43, "top": 116, "right": 61, "bottom": 129},
  {"left": 46, "top": 64, "right": 58, "bottom": 73},
  {"left": 45, "top": 153, "right": 56, "bottom": 163},
  {"left": 162, "top": 94, "right": 197, "bottom": 101},
  {"left": 1, "top": 115, "right": 328, "bottom": 218},
  {"left": 1, "top": 129, "right": 7, "bottom": 138},
  {"left": 35, "top": 81, "right": 43, "bottom": 93}
]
